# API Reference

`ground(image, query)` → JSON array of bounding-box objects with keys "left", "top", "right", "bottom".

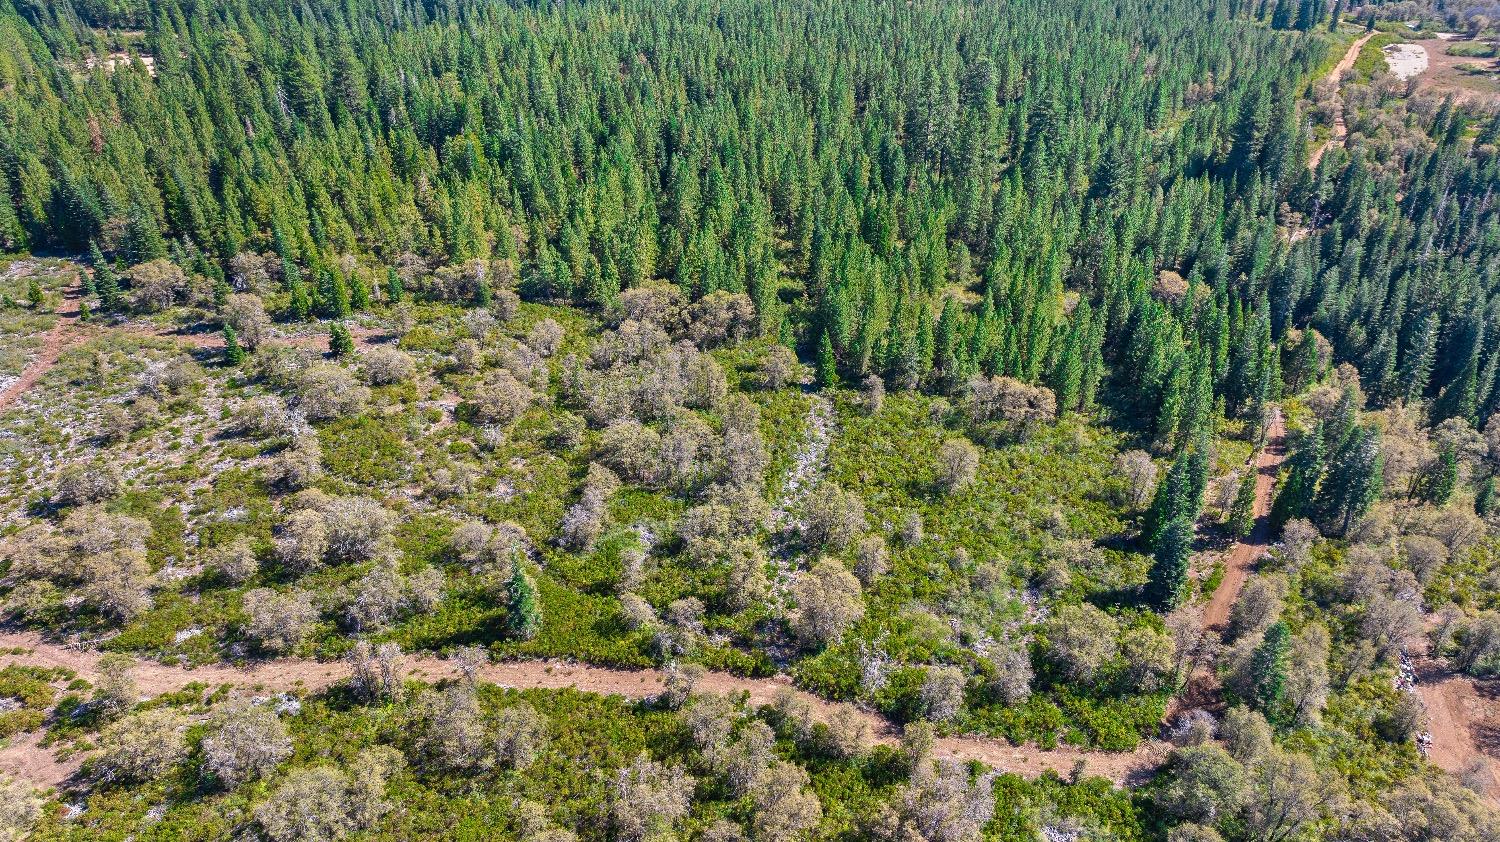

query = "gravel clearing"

[{"left": 1384, "top": 43, "right": 1429, "bottom": 80}]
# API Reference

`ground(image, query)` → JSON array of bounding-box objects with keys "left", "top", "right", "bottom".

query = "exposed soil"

[
  {"left": 1412, "top": 38, "right": 1500, "bottom": 105},
  {"left": 1413, "top": 641, "right": 1500, "bottom": 803},
  {"left": 0, "top": 273, "right": 83, "bottom": 414},
  {"left": 1383, "top": 43, "right": 1430, "bottom": 81},
  {"left": 0, "top": 629, "right": 1166, "bottom": 791}
]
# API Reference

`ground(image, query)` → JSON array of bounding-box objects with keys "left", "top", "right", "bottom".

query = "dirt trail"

[
  {"left": 0, "top": 274, "right": 84, "bottom": 414},
  {"left": 1202, "top": 411, "right": 1286, "bottom": 633},
  {"left": 0, "top": 629, "right": 1165, "bottom": 791},
  {"left": 1169, "top": 411, "right": 1287, "bottom": 716},
  {"left": 1308, "top": 32, "right": 1376, "bottom": 171}
]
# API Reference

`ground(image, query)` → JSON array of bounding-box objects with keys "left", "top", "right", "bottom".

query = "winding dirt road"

[
  {"left": 0, "top": 630, "right": 1166, "bottom": 791},
  {"left": 1308, "top": 32, "right": 1376, "bottom": 171}
]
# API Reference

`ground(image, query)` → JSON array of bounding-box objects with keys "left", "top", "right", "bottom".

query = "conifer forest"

[{"left": 3, "top": 0, "right": 1500, "bottom": 838}]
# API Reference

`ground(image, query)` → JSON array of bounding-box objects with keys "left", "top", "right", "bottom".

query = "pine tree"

[
  {"left": 386, "top": 268, "right": 404, "bottom": 304},
  {"left": 1328, "top": 0, "right": 1345, "bottom": 30},
  {"left": 1417, "top": 446, "right": 1458, "bottom": 506},
  {"left": 1312, "top": 425, "right": 1383, "bottom": 536},
  {"left": 1249, "top": 621, "right": 1290, "bottom": 723},
  {"left": 1271, "top": 425, "right": 1324, "bottom": 530},
  {"left": 350, "top": 272, "right": 370, "bottom": 310},
  {"left": 1477, "top": 476, "right": 1495, "bottom": 517},
  {"left": 91, "top": 240, "right": 122, "bottom": 311},
  {"left": 223, "top": 324, "right": 246, "bottom": 365},
  {"left": 1147, "top": 516, "right": 1194, "bottom": 609},
  {"left": 285, "top": 260, "right": 311, "bottom": 322},
  {"left": 26, "top": 279, "right": 43, "bottom": 310},
  {"left": 505, "top": 555, "right": 542, "bottom": 641},
  {"left": 328, "top": 322, "right": 355, "bottom": 357},
  {"left": 1228, "top": 466, "right": 1259, "bottom": 538},
  {"left": 816, "top": 330, "right": 838, "bottom": 389}
]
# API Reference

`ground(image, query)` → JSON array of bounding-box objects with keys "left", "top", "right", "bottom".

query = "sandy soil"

[
  {"left": 1413, "top": 39, "right": 1500, "bottom": 104},
  {"left": 1413, "top": 641, "right": 1500, "bottom": 803}
]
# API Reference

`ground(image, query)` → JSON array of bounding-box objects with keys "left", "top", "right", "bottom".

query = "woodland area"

[{"left": 0, "top": 0, "right": 1498, "bottom": 839}]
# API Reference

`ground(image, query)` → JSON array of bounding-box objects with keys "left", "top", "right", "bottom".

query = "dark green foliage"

[
  {"left": 505, "top": 556, "right": 542, "bottom": 641},
  {"left": 1147, "top": 516, "right": 1194, "bottom": 609},
  {"left": 90, "top": 240, "right": 122, "bottom": 310},
  {"left": 1311, "top": 424, "right": 1383, "bottom": 536},
  {"left": 816, "top": 330, "right": 838, "bottom": 389},
  {"left": 328, "top": 322, "right": 355, "bottom": 357},
  {"left": 1271, "top": 424, "right": 1324, "bottom": 530},
  {"left": 1478, "top": 476, "right": 1496, "bottom": 517},
  {"left": 1248, "top": 620, "right": 1290, "bottom": 723},
  {"left": 1415, "top": 446, "right": 1459, "bottom": 506},
  {"left": 1227, "top": 465, "right": 1258, "bottom": 538},
  {"left": 222, "top": 324, "right": 245, "bottom": 366},
  {"left": 1143, "top": 438, "right": 1211, "bottom": 545},
  {"left": 386, "top": 268, "right": 404, "bottom": 304}
]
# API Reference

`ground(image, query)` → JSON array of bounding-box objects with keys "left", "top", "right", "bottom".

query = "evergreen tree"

[
  {"left": 26, "top": 279, "right": 43, "bottom": 310},
  {"left": 1270, "top": 0, "right": 1297, "bottom": 32},
  {"left": 1416, "top": 446, "right": 1459, "bottom": 506},
  {"left": 1477, "top": 476, "right": 1495, "bottom": 517},
  {"left": 386, "top": 269, "right": 404, "bottom": 305},
  {"left": 1227, "top": 466, "right": 1259, "bottom": 538},
  {"left": 816, "top": 330, "right": 838, "bottom": 389},
  {"left": 1147, "top": 516, "right": 1194, "bottom": 609},
  {"left": 1270, "top": 425, "right": 1325, "bottom": 530},
  {"left": 91, "top": 240, "right": 122, "bottom": 311},
  {"left": 1248, "top": 620, "right": 1290, "bottom": 723},
  {"left": 223, "top": 325, "right": 246, "bottom": 366},
  {"left": 505, "top": 555, "right": 542, "bottom": 641},
  {"left": 329, "top": 323, "right": 355, "bottom": 357},
  {"left": 1311, "top": 425, "right": 1383, "bottom": 536},
  {"left": 285, "top": 260, "right": 311, "bottom": 322}
]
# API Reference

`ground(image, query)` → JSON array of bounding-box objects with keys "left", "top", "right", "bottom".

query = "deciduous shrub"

[
  {"left": 242, "top": 588, "right": 317, "bottom": 655},
  {"left": 790, "top": 559, "right": 864, "bottom": 649},
  {"left": 202, "top": 698, "right": 293, "bottom": 788}
]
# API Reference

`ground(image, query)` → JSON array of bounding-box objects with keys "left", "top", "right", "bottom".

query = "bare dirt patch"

[
  {"left": 1414, "top": 649, "right": 1500, "bottom": 803},
  {"left": 1413, "top": 39, "right": 1500, "bottom": 104}
]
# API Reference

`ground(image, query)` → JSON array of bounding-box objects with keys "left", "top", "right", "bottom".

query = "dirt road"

[
  {"left": 0, "top": 274, "right": 83, "bottom": 413},
  {"left": 1203, "top": 411, "right": 1287, "bottom": 632},
  {"left": 1308, "top": 32, "right": 1376, "bottom": 171},
  {"left": 0, "top": 630, "right": 1166, "bottom": 791},
  {"left": 1168, "top": 411, "right": 1287, "bottom": 717}
]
